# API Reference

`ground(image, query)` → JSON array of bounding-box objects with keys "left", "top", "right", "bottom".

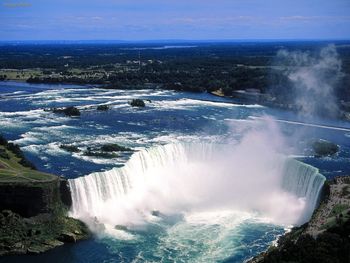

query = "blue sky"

[{"left": 1, "top": 0, "right": 350, "bottom": 40}]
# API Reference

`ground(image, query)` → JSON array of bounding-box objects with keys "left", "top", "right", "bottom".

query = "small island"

[
  {"left": 59, "top": 144, "right": 80, "bottom": 153},
  {"left": 312, "top": 139, "right": 339, "bottom": 158},
  {"left": 96, "top": 105, "right": 110, "bottom": 111},
  {"left": 84, "top": 143, "right": 133, "bottom": 159},
  {"left": 130, "top": 99, "right": 145, "bottom": 107},
  {"left": 52, "top": 106, "right": 81, "bottom": 117}
]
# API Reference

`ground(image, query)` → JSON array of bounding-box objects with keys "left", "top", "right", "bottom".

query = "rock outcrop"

[
  {"left": 0, "top": 209, "right": 89, "bottom": 256},
  {"left": 312, "top": 139, "right": 339, "bottom": 157},
  {"left": 0, "top": 180, "right": 60, "bottom": 218},
  {"left": 130, "top": 99, "right": 145, "bottom": 107},
  {"left": 247, "top": 176, "right": 350, "bottom": 263},
  {"left": 52, "top": 106, "right": 80, "bottom": 117},
  {"left": 0, "top": 136, "right": 89, "bottom": 256}
]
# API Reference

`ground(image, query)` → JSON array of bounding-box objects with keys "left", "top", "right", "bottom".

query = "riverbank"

[
  {"left": 247, "top": 176, "right": 350, "bottom": 263},
  {"left": 0, "top": 136, "right": 90, "bottom": 256},
  {"left": 2, "top": 78, "right": 350, "bottom": 121},
  {"left": 210, "top": 89, "right": 350, "bottom": 121}
]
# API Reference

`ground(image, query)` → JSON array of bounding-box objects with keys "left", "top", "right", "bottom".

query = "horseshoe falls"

[
  {"left": 1, "top": 82, "right": 346, "bottom": 263},
  {"left": 68, "top": 143, "right": 325, "bottom": 262}
]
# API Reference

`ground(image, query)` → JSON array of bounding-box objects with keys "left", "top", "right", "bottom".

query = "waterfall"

[
  {"left": 68, "top": 143, "right": 325, "bottom": 228},
  {"left": 69, "top": 143, "right": 218, "bottom": 219},
  {"left": 281, "top": 158, "right": 326, "bottom": 221}
]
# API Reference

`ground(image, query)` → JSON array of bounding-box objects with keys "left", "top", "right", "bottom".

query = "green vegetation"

[
  {"left": 0, "top": 135, "right": 90, "bottom": 255},
  {"left": 312, "top": 140, "right": 339, "bottom": 157},
  {"left": 252, "top": 215, "right": 350, "bottom": 263},
  {"left": 0, "top": 208, "right": 89, "bottom": 255},
  {"left": 0, "top": 136, "right": 55, "bottom": 183},
  {"left": 1, "top": 42, "right": 350, "bottom": 118},
  {"left": 1, "top": 137, "right": 36, "bottom": 170},
  {"left": 249, "top": 176, "right": 350, "bottom": 263},
  {"left": 0, "top": 148, "right": 9, "bottom": 160},
  {"left": 130, "top": 99, "right": 145, "bottom": 107},
  {"left": 0, "top": 146, "right": 54, "bottom": 183},
  {"left": 331, "top": 204, "right": 349, "bottom": 215}
]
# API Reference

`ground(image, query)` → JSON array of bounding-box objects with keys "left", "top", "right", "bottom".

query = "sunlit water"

[{"left": 0, "top": 81, "right": 350, "bottom": 263}]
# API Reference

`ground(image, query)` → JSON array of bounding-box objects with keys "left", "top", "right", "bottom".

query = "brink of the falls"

[{"left": 68, "top": 143, "right": 325, "bottom": 233}]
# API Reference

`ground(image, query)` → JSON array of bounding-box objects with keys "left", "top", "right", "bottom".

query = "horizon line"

[{"left": 1, "top": 38, "right": 350, "bottom": 43}]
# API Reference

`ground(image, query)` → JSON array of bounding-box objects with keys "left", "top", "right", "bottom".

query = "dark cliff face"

[
  {"left": 0, "top": 178, "right": 89, "bottom": 256},
  {"left": 59, "top": 178, "right": 72, "bottom": 208},
  {"left": 0, "top": 178, "right": 72, "bottom": 218}
]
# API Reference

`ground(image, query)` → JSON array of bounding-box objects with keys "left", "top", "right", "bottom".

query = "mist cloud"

[{"left": 276, "top": 45, "right": 343, "bottom": 117}]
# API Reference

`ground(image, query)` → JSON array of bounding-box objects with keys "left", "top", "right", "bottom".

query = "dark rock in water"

[
  {"left": 130, "top": 99, "right": 145, "bottom": 107},
  {"left": 84, "top": 150, "right": 117, "bottom": 158},
  {"left": 151, "top": 210, "right": 161, "bottom": 217},
  {"left": 58, "top": 232, "right": 76, "bottom": 243},
  {"left": 27, "top": 240, "right": 64, "bottom": 255},
  {"left": 97, "top": 105, "right": 109, "bottom": 111},
  {"left": 83, "top": 144, "right": 132, "bottom": 158},
  {"left": 27, "top": 246, "right": 46, "bottom": 255},
  {"left": 100, "top": 143, "right": 132, "bottom": 152},
  {"left": 115, "top": 225, "right": 128, "bottom": 231},
  {"left": 52, "top": 106, "right": 80, "bottom": 117},
  {"left": 92, "top": 217, "right": 106, "bottom": 232},
  {"left": 312, "top": 139, "right": 339, "bottom": 157},
  {"left": 59, "top": 144, "right": 80, "bottom": 153}
]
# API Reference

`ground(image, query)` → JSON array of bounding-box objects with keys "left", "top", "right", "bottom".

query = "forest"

[{"left": 1, "top": 41, "right": 350, "bottom": 113}]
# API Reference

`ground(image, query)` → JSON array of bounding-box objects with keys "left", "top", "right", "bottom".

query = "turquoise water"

[{"left": 0, "top": 81, "right": 350, "bottom": 263}]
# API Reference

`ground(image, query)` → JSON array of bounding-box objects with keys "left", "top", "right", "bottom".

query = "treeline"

[{"left": 2, "top": 41, "right": 350, "bottom": 101}]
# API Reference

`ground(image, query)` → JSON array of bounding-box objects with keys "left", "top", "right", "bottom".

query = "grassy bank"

[{"left": 0, "top": 136, "right": 90, "bottom": 256}]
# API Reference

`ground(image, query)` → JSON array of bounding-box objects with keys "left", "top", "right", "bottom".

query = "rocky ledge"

[
  {"left": 0, "top": 135, "right": 90, "bottom": 256},
  {"left": 0, "top": 209, "right": 89, "bottom": 256},
  {"left": 248, "top": 176, "right": 350, "bottom": 263}
]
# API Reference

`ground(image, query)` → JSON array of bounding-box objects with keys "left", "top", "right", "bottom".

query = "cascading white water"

[
  {"left": 69, "top": 143, "right": 217, "bottom": 219},
  {"left": 69, "top": 142, "right": 325, "bottom": 233},
  {"left": 281, "top": 158, "right": 326, "bottom": 222}
]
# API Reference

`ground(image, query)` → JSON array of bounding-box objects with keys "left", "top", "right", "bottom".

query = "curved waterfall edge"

[{"left": 67, "top": 143, "right": 326, "bottom": 227}]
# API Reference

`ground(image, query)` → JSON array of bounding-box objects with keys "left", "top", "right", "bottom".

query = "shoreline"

[
  {"left": 4, "top": 79, "right": 349, "bottom": 121},
  {"left": 1, "top": 80, "right": 350, "bottom": 260},
  {"left": 0, "top": 136, "right": 90, "bottom": 256},
  {"left": 247, "top": 176, "right": 350, "bottom": 263}
]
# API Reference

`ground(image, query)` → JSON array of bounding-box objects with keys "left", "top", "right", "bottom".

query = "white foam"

[
  {"left": 11, "top": 132, "right": 43, "bottom": 145},
  {"left": 152, "top": 98, "right": 264, "bottom": 111},
  {"left": 251, "top": 116, "right": 350, "bottom": 132}
]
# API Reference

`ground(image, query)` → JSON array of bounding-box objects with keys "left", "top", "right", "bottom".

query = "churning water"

[{"left": 0, "top": 81, "right": 349, "bottom": 263}]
